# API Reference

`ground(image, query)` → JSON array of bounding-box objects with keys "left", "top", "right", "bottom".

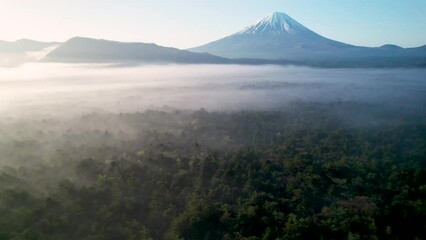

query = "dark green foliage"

[{"left": 0, "top": 103, "right": 424, "bottom": 239}]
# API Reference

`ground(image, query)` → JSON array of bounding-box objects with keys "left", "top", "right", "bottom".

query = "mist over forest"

[
  {"left": 0, "top": 63, "right": 425, "bottom": 239},
  {"left": 1, "top": 64, "right": 424, "bottom": 116}
]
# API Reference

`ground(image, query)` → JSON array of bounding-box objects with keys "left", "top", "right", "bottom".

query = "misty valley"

[{"left": 0, "top": 64, "right": 424, "bottom": 239}]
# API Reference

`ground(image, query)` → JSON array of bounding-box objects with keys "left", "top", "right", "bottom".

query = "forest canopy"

[{"left": 0, "top": 102, "right": 425, "bottom": 240}]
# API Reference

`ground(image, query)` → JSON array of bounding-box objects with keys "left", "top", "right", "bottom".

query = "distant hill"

[
  {"left": 189, "top": 12, "right": 426, "bottom": 65},
  {"left": 43, "top": 37, "right": 230, "bottom": 64},
  {"left": 0, "top": 39, "right": 58, "bottom": 53}
]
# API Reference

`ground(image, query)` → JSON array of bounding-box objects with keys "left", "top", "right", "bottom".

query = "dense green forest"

[{"left": 0, "top": 102, "right": 425, "bottom": 239}]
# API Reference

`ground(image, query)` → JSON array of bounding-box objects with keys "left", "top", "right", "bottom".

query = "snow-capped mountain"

[
  {"left": 189, "top": 12, "right": 357, "bottom": 60},
  {"left": 188, "top": 12, "right": 425, "bottom": 62},
  {"left": 237, "top": 12, "right": 310, "bottom": 35}
]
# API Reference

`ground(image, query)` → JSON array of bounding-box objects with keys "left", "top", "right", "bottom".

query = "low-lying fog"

[
  {"left": 0, "top": 63, "right": 425, "bottom": 118},
  {"left": 0, "top": 63, "right": 424, "bottom": 169}
]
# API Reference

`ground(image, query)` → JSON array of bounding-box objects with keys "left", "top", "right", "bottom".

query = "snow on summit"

[{"left": 237, "top": 12, "right": 309, "bottom": 35}]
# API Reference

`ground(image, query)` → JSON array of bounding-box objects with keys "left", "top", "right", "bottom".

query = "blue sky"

[{"left": 1, "top": 0, "right": 425, "bottom": 48}]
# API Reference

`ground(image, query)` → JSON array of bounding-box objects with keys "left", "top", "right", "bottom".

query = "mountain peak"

[{"left": 237, "top": 12, "right": 309, "bottom": 35}]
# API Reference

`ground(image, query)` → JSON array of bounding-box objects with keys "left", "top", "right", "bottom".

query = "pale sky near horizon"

[{"left": 1, "top": 0, "right": 425, "bottom": 49}]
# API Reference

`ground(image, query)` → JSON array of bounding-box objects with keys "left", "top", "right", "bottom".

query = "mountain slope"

[
  {"left": 44, "top": 37, "right": 230, "bottom": 64},
  {"left": 189, "top": 12, "right": 426, "bottom": 61}
]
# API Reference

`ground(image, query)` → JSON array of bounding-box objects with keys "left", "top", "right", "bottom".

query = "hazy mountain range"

[
  {"left": 0, "top": 39, "right": 58, "bottom": 53},
  {"left": 43, "top": 37, "right": 230, "bottom": 64},
  {"left": 2, "top": 12, "right": 426, "bottom": 67}
]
